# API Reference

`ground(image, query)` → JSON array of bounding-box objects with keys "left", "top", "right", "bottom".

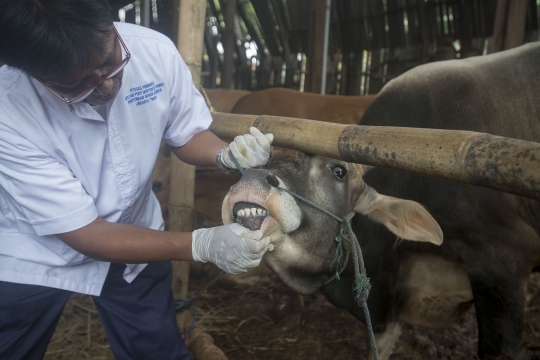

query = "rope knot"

[
  {"left": 354, "top": 273, "right": 371, "bottom": 299},
  {"left": 330, "top": 222, "right": 353, "bottom": 280}
]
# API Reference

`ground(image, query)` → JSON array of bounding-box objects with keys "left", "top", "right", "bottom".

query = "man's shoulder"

[{"left": 114, "top": 22, "right": 175, "bottom": 49}]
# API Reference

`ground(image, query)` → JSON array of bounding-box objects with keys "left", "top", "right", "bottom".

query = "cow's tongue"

[{"left": 233, "top": 201, "right": 268, "bottom": 231}]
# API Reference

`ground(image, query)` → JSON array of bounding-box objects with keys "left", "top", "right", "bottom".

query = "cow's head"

[{"left": 222, "top": 149, "right": 443, "bottom": 295}]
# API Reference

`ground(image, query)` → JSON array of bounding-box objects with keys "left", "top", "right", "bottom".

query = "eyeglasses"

[{"left": 36, "top": 25, "right": 131, "bottom": 104}]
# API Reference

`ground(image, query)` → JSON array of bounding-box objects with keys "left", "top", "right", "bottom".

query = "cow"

[
  {"left": 204, "top": 88, "right": 250, "bottom": 113},
  {"left": 221, "top": 42, "right": 540, "bottom": 359},
  {"left": 232, "top": 88, "right": 376, "bottom": 124}
]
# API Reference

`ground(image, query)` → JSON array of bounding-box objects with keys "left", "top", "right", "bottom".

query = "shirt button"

[
  {"left": 109, "top": 128, "right": 114, "bottom": 137},
  {"left": 118, "top": 167, "right": 125, "bottom": 174},
  {"left": 127, "top": 201, "right": 133, "bottom": 207}
]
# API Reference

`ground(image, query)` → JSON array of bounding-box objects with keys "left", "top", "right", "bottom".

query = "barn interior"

[{"left": 40, "top": 0, "right": 540, "bottom": 359}]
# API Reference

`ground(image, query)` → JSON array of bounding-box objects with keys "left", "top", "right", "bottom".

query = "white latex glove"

[
  {"left": 192, "top": 223, "right": 270, "bottom": 274},
  {"left": 221, "top": 127, "right": 274, "bottom": 170}
]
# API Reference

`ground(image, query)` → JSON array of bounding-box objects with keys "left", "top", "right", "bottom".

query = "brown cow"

[
  {"left": 232, "top": 88, "right": 376, "bottom": 124},
  {"left": 204, "top": 88, "right": 250, "bottom": 113}
]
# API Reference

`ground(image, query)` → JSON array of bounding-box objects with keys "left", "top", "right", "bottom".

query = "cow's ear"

[{"left": 354, "top": 185, "right": 443, "bottom": 245}]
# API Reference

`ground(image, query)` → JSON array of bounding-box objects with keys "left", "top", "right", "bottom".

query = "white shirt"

[{"left": 0, "top": 23, "right": 212, "bottom": 295}]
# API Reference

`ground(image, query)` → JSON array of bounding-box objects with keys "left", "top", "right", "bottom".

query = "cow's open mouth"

[{"left": 233, "top": 201, "right": 269, "bottom": 231}]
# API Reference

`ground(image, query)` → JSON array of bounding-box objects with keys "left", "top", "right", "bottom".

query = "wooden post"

[
  {"left": 504, "top": 0, "right": 529, "bottom": 50},
  {"left": 210, "top": 112, "right": 540, "bottom": 201},
  {"left": 171, "top": 0, "right": 206, "bottom": 331},
  {"left": 222, "top": 0, "right": 237, "bottom": 89},
  {"left": 306, "top": 0, "right": 326, "bottom": 93},
  {"left": 488, "top": 0, "right": 509, "bottom": 53},
  {"left": 417, "top": 0, "right": 431, "bottom": 63},
  {"left": 204, "top": 26, "right": 218, "bottom": 88},
  {"left": 489, "top": 0, "right": 528, "bottom": 53}
]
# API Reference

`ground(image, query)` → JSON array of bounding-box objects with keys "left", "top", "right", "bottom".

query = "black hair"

[{"left": 0, "top": 0, "right": 114, "bottom": 78}]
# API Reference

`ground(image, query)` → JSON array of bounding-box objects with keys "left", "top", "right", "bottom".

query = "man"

[{"left": 0, "top": 1, "right": 272, "bottom": 358}]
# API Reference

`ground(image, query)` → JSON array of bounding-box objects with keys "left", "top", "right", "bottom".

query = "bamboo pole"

[
  {"left": 171, "top": 0, "right": 206, "bottom": 332},
  {"left": 210, "top": 112, "right": 540, "bottom": 201}
]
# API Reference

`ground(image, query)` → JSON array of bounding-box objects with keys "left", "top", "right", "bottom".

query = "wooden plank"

[
  {"left": 417, "top": 0, "right": 430, "bottom": 63},
  {"left": 306, "top": 0, "right": 326, "bottom": 93},
  {"left": 488, "top": 0, "right": 509, "bottom": 53},
  {"left": 210, "top": 112, "right": 540, "bottom": 201},
  {"left": 221, "top": 0, "right": 237, "bottom": 89},
  {"left": 171, "top": 0, "right": 206, "bottom": 333},
  {"left": 504, "top": 0, "right": 529, "bottom": 49}
]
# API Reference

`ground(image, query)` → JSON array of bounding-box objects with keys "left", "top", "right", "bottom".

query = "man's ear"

[{"left": 354, "top": 184, "right": 443, "bottom": 245}]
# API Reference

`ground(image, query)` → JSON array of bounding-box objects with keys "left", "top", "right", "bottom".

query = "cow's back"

[
  {"left": 232, "top": 88, "right": 375, "bottom": 124},
  {"left": 361, "top": 42, "right": 540, "bottom": 142},
  {"left": 205, "top": 88, "right": 250, "bottom": 113}
]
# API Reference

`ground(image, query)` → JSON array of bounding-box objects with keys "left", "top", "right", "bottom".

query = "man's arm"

[
  {"left": 57, "top": 216, "right": 193, "bottom": 263},
  {"left": 172, "top": 127, "right": 274, "bottom": 170},
  {"left": 172, "top": 129, "right": 226, "bottom": 166},
  {"left": 57, "top": 216, "right": 270, "bottom": 274}
]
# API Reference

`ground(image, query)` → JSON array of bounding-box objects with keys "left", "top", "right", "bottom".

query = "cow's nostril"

[{"left": 266, "top": 173, "right": 279, "bottom": 187}]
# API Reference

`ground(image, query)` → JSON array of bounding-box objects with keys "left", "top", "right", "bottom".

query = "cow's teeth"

[{"left": 236, "top": 206, "right": 269, "bottom": 218}]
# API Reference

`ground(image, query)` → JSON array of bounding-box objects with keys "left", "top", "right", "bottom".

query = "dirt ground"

[{"left": 45, "top": 269, "right": 540, "bottom": 359}]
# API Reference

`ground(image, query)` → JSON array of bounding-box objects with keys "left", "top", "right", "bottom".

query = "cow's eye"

[{"left": 332, "top": 166, "right": 346, "bottom": 180}]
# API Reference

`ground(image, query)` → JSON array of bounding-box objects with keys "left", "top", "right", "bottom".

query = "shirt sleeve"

[
  {"left": 0, "top": 123, "right": 98, "bottom": 236},
  {"left": 162, "top": 49, "right": 213, "bottom": 148}
]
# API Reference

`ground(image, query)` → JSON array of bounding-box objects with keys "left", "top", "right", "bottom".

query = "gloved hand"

[
  {"left": 221, "top": 127, "right": 274, "bottom": 170},
  {"left": 192, "top": 223, "right": 270, "bottom": 274}
]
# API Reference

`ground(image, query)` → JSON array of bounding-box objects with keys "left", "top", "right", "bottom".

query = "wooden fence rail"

[{"left": 210, "top": 112, "right": 540, "bottom": 201}]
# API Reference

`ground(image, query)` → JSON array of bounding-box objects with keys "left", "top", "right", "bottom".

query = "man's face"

[{"left": 41, "top": 28, "right": 124, "bottom": 106}]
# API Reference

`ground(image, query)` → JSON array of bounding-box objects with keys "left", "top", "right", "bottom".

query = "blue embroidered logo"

[{"left": 125, "top": 81, "right": 164, "bottom": 106}]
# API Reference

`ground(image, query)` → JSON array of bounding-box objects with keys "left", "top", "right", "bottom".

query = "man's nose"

[{"left": 94, "top": 78, "right": 115, "bottom": 95}]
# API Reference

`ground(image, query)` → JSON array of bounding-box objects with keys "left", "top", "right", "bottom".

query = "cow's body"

[
  {"left": 232, "top": 88, "right": 376, "bottom": 124},
  {"left": 222, "top": 42, "right": 540, "bottom": 359},
  {"left": 204, "top": 88, "right": 250, "bottom": 113},
  {"left": 335, "top": 42, "right": 540, "bottom": 359}
]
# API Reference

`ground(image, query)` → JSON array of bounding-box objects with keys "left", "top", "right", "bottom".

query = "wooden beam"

[
  {"left": 210, "top": 112, "right": 540, "bottom": 201},
  {"left": 504, "top": 0, "right": 529, "bottom": 50},
  {"left": 171, "top": 2, "right": 228, "bottom": 358},
  {"left": 488, "top": 0, "right": 508, "bottom": 53},
  {"left": 171, "top": 0, "right": 205, "bottom": 333},
  {"left": 222, "top": 0, "right": 237, "bottom": 88},
  {"left": 306, "top": 0, "right": 326, "bottom": 93}
]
